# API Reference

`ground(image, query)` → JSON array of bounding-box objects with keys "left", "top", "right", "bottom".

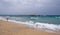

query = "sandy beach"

[{"left": 0, "top": 20, "right": 60, "bottom": 35}]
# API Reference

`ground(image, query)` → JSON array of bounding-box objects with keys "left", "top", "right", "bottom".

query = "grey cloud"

[{"left": 0, "top": 0, "right": 60, "bottom": 15}]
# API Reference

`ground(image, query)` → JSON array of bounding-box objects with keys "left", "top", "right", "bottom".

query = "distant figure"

[
  {"left": 6, "top": 16, "right": 10, "bottom": 21},
  {"left": 6, "top": 18, "right": 8, "bottom": 21}
]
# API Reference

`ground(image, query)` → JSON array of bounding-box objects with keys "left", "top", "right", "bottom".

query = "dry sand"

[{"left": 0, "top": 20, "right": 60, "bottom": 35}]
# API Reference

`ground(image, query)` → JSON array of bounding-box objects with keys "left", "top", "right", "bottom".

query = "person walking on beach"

[
  {"left": 6, "top": 17, "right": 9, "bottom": 21},
  {"left": 6, "top": 16, "right": 10, "bottom": 21},
  {"left": 6, "top": 17, "right": 8, "bottom": 21}
]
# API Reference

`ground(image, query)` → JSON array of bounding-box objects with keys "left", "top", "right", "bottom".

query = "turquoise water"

[{"left": 8, "top": 16, "right": 60, "bottom": 25}]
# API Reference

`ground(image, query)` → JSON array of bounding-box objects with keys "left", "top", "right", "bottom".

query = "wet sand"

[{"left": 0, "top": 20, "right": 60, "bottom": 35}]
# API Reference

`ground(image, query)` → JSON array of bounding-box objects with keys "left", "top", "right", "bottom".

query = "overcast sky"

[{"left": 0, "top": 0, "right": 60, "bottom": 15}]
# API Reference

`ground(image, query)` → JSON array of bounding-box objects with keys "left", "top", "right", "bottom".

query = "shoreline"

[
  {"left": 0, "top": 20, "right": 60, "bottom": 35},
  {"left": 1, "top": 19, "right": 60, "bottom": 34}
]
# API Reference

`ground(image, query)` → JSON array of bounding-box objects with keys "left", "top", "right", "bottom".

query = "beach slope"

[{"left": 0, "top": 20, "right": 60, "bottom": 35}]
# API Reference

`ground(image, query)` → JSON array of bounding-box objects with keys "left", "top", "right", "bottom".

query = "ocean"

[{"left": 0, "top": 15, "right": 60, "bottom": 34}]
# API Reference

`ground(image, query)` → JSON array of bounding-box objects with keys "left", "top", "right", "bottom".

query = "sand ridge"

[{"left": 0, "top": 20, "right": 60, "bottom": 35}]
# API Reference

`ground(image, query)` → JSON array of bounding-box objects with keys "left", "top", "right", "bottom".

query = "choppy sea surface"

[{"left": 0, "top": 15, "right": 60, "bottom": 34}]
